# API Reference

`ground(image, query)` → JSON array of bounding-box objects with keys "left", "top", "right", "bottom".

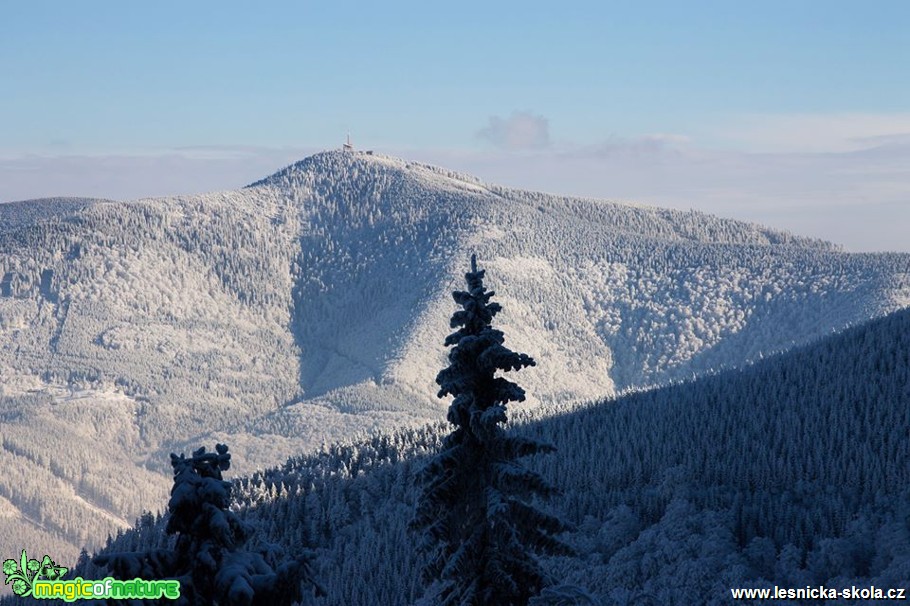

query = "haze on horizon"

[{"left": 2, "top": 1, "right": 908, "bottom": 252}]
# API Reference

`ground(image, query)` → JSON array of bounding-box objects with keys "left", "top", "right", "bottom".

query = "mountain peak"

[{"left": 246, "top": 149, "right": 490, "bottom": 194}]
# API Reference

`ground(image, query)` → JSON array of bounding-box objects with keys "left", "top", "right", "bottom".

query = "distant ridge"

[{"left": 0, "top": 197, "right": 114, "bottom": 229}]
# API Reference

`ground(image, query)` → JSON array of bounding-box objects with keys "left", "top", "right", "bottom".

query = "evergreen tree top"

[
  {"left": 170, "top": 443, "right": 231, "bottom": 478},
  {"left": 437, "top": 255, "right": 535, "bottom": 422},
  {"left": 444, "top": 254, "right": 505, "bottom": 345}
]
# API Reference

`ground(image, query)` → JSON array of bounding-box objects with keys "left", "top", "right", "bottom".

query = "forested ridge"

[{"left": 34, "top": 305, "right": 909, "bottom": 605}]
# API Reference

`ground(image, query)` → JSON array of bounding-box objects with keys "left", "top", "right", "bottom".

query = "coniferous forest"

[
  {"left": 2, "top": 152, "right": 909, "bottom": 566},
  {"left": 4, "top": 263, "right": 905, "bottom": 605},
  {"left": 2, "top": 153, "right": 909, "bottom": 604}
]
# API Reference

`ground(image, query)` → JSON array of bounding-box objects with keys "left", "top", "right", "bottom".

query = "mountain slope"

[
  {"left": 1, "top": 150, "right": 909, "bottom": 567},
  {"left": 73, "top": 306, "right": 910, "bottom": 605}
]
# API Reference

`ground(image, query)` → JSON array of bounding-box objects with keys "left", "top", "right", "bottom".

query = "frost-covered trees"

[
  {"left": 413, "top": 255, "right": 570, "bottom": 606},
  {"left": 64, "top": 306, "right": 910, "bottom": 606},
  {"left": 95, "top": 444, "right": 322, "bottom": 605}
]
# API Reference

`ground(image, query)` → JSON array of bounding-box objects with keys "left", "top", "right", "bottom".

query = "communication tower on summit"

[{"left": 343, "top": 134, "right": 353, "bottom": 152}]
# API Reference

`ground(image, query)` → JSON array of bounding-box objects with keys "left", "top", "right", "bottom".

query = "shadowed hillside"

[{"left": 58, "top": 306, "right": 910, "bottom": 606}]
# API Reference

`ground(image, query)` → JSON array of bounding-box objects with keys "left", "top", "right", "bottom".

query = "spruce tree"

[
  {"left": 95, "top": 444, "right": 323, "bottom": 605},
  {"left": 413, "top": 255, "right": 570, "bottom": 606}
]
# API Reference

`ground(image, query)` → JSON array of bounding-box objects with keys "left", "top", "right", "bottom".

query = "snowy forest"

[
  {"left": 3, "top": 256, "right": 910, "bottom": 605},
  {"left": 5, "top": 270, "right": 906, "bottom": 604},
  {"left": 1, "top": 151, "right": 909, "bottom": 603}
]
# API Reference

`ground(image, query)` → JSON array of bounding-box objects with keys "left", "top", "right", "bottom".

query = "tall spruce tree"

[
  {"left": 95, "top": 444, "right": 323, "bottom": 605},
  {"left": 413, "top": 255, "right": 571, "bottom": 606}
]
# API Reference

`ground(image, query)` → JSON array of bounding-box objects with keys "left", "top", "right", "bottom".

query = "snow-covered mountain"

[{"left": 1, "top": 150, "right": 909, "bottom": 567}]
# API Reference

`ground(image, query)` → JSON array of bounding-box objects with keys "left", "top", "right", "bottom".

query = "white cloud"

[
  {"left": 476, "top": 111, "right": 551, "bottom": 150},
  {"left": 707, "top": 112, "right": 910, "bottom": 153},
  {"left": 0, "top": 146, "right": 319, "bottom": 201},
  {"left": 563, "top": 133, "right": 691, "bottom": 159}
]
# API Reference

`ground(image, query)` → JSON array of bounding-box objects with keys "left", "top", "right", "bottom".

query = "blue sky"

[{"left": 2, "top": 1, "right": 909, "bottom": 250}]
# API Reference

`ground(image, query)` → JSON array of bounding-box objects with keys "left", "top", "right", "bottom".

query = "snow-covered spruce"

[
  {"left": 94, "top": 444, "right": 323, "bottom": 606},
  {"left": 412, "top": 255, "right": 572, "bottom": 606}
]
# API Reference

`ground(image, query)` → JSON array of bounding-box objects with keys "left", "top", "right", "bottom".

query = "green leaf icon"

[{"left": 11, "top": 550, "right": 33, "bottom": 597}]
